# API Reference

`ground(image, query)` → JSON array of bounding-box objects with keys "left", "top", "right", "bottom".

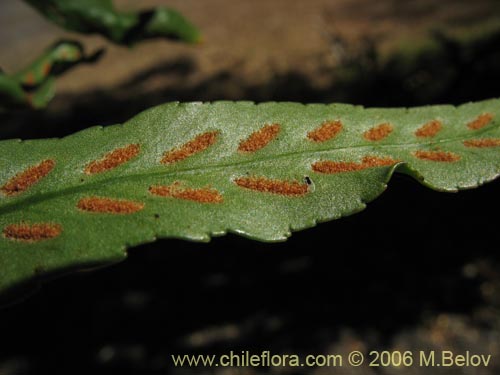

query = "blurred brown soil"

[{"left": 1, "top": 0, "right": 500, "bottom": 102}]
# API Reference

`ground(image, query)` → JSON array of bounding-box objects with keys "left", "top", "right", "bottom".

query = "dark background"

[{"left": 0, "top": 1, "right": 500, "bottom": 374}]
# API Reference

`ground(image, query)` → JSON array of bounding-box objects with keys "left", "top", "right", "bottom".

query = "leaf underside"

[{"left": 1, "top": 99, "right": 499, "bottom": 295}]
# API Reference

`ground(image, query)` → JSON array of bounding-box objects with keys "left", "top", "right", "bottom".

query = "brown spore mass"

[
  {"left": 149, "top": 183, "right": 223, "bottom": 203},
  {"left": 234, "top": 176, "right": 308, "bottom": 196},
  {"left": 414, "top": 150, "right": 460, "bottom": 162},
  {"left": 77, "top": 197, "right": 144, "bottom": 214},
  {"left": 1, "top": 159, "right": 55, "bottom": 196},
  {"left": 312, "top": 156, "right": 398, "bottom": 174},
  {"left": 161, "top": 131, "right": 219, "bottom": 164},
  {"left": 42, "top": 62, "right": 52, "bottom": 76},
  {"left": 3, "top": 222, "right": 62, "bottom": 242},
  {"left": 24, "top": 72, "right": 35, "bottom": 86},
  {"left": 363, "top": 123, "right": 393, "bottom": 141},
  {"left": 238, "top": 124, "right": 281, "bottom": 152},
  {"left": 463, "top": 138, "right": 500, "bottom": 148},
  {"left": 415, "top": 120, "right": 442, "bottom": 138},
  {"left": 307, "top": 120, "right": 343, "bottom": 142},
  {"left": 467, "top": 113, "right": 494, "bottom": 130},
  {"left": 85, "top": 144, "right": 140, "bottom": 174}
]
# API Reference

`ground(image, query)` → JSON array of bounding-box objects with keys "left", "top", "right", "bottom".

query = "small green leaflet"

[
  {"left": 0, "top": 41, "right": 102, "bottom": 110},
  {"left": 24, "top": 0, "right": 202, "bottom": 45},
  {"left": 0, "top": 99, "right": 499, "bottom": 295}
]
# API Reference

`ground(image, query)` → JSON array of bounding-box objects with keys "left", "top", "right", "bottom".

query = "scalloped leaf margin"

[{"left": 1, "top": 98, "right": 499, "bottom": 295}]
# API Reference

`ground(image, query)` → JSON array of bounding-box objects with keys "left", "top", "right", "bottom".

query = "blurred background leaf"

[
  {"left": 24, "top": 0, "right": 202, "bottom": 45},
  {"left": 0, "top": 40, "right": 102, "bottom": 110}
]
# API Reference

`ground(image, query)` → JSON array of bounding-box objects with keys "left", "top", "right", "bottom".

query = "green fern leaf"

[
  {"left": 1, "top": 99, "right": 499, "bottom": 295},
  {"left": 24, "top": 0, "right": 202, "bottom": 45},
  {"left": 0, "top": 40, "right": 102, "bottom": 110}
]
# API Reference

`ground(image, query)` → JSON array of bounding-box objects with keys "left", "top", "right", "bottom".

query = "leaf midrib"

[{"left": 0, "top": 126, "right": 496, "bottom": 216}]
